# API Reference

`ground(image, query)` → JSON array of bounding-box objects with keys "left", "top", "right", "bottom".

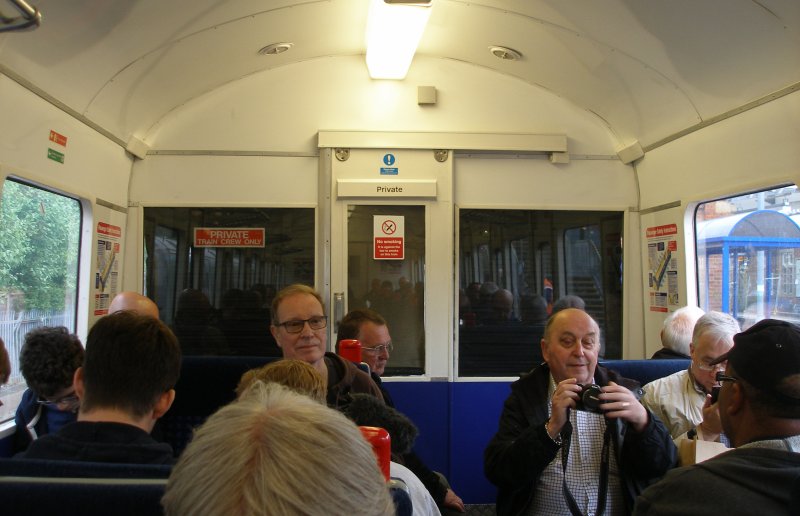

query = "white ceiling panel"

[{"left": 0, "top": 0, "right": 796, "bottom": 148}]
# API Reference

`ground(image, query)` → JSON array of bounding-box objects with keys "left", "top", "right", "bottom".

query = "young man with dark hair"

[
  {"left": 20, "top": 311, "right": 181, "bottom": 464},
  {"left": 14, "top": 326, "right": 84, "bottom": 452}
]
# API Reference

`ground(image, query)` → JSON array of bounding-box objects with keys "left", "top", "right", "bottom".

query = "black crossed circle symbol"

[{"left": 382, "top": 220, "right": 396, "bottom": 235}]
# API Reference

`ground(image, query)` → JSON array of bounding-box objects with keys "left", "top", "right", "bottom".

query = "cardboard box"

[{"left": 678, "top": 438, "right": 730, "bottom": 466}]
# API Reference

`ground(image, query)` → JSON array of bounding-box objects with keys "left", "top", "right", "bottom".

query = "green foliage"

[{"left": 0, "top": 180, "right": 81, "bottom": 311}]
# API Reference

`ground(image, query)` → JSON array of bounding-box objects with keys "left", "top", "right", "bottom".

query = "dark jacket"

[
  {"left": 484, "top": 363, "right": 677, "bottom": 516},
  {"left": 372, "top": 372, "right": 449, "bottom": 505},
  {"left": 634, "top": 446, "right": 800, "bottom": 515},
  {"left": 650, "top": 348, "right": 690, "bottom": 360},
  {"left": 13, "top": 388, "right": 77, "bottom": 453},
  {"left": 372, "top": 372, "right": 396, "bottom": 407},
  {"left": 325, "top": 352, "right": 384, "bottom": 408},
  {"left": 19, "top": 421, "right": 175, "bottom": 464}
]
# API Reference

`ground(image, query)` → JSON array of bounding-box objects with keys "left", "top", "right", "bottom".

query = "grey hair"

[
  {"left": 162, "top": 382, "right": 394, "bottom": 516},
  {"left": 692, "top": 311, "right": 740, "bottom": 346},
  {"left": 662, "top": 306, "right": 705, "bottom": 356}
]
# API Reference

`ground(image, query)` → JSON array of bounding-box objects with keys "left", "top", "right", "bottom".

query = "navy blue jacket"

[{"left": 13, "top": 388, "right": 76, "bottom": 454}]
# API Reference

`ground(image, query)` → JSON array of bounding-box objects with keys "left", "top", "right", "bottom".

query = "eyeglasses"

[
  {"left": 694, "top": 359, "right": 726, "bottom": 372},
  {"left": 37, "top": 393, "right": 80, "bottom": 411},
  {"left": 277, "top": 316, "right": 328, "bottom": 333},
  {"left": 361, "top": 342, "right": 393, "bottom": 355},
  {"left": 715, "top": 372, "right": 738, "bottom": 384}
]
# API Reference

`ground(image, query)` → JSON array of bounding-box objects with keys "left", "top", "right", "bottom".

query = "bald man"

[
  {"left": 109, "top": 291, "right": 160, "bottom": 319},
  {"left": 485, "top": 308, "right": 676, "bottom": 515}
]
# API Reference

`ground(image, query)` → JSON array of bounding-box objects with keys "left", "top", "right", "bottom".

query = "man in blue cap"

[{"left": 634, "top": 318, "right": 800, "bottom": 515}]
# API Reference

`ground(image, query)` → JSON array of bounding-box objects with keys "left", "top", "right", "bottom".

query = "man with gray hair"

[
  {"left": 642, "top": 311, "right": 740, "bottom": 440},
  {"left": 650, "top": 305, "right": 705, "bottom": 359},
  {"left": 635, "top": 319, "right": 800, "bottom": 514}
]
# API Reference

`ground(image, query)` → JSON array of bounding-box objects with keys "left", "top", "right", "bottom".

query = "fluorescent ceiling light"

[{"left": 365, "top": 0, "right": 432, "bottom": 80}]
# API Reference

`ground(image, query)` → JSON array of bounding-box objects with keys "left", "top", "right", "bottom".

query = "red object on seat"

[
  {"left": 339, "top": 339, "right": 362, "bottom": 363},
  {"left": 359, "top": 426, "right": 391, "bottom": 481}
]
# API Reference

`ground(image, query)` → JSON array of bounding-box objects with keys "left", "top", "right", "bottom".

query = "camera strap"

[{"left": 560, "top": 421, "right": 612, "bottom": 516}]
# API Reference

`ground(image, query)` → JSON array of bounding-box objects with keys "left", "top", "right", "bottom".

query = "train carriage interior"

[{"left": 0, "top": 0, "right": 798, "bottom": 512}]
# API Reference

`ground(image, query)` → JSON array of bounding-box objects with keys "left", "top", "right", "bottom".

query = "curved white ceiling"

[{"left": 1, "top": 0, "right": 797, "bottom": 148}]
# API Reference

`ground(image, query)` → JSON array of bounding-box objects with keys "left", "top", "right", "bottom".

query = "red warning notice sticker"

[{"left": 373, "top": 216, "right": 404, "bottom": 260}]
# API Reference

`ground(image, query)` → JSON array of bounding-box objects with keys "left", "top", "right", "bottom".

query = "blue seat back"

[
  {"left": 158, "top": 355, "right": 279, "bottom": 455},
  {"left": 0, "top": 476, "right": 166, "bottom": 516},
  {"left": 599, "top": 359, "right": 689, "bottom": 386},
  {"left": 0, "top": 457, "right": 171, "bottom": 478}
]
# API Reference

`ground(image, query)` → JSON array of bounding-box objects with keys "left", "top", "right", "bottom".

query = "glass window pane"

[
  {"left": 0, "top": 179, "right": 81, "bottom": 422},
  {"left": 347, "top": 205, "right": 425, "bottom": 376},
  {"left": 695, "top": 184, "right": 800, "bottom": 328},
  {"left": 143, "top": 207, "right": 314, "bottom": 357},
  {"left": 458, "top": 209, "right": 623, "bottom": 377}
]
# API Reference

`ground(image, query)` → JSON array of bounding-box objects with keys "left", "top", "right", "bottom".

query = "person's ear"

[
  {"left": 74, "top": 367, "right": 85, "bottom": 400},
  {"left": 540, "top": 338, "right": 550, "bottom": 363},
  {"left": 152, "top": 389, "right": 176, "bottom": 419},
  {"left": 724, "top": 382, "right": 746, "bottom": 416},
  {"left": 270, "top": 324, "right": 281, "bottom": 346}
]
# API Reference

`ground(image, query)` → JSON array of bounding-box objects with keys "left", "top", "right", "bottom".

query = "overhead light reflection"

[{"left": 365, "top": 0, "right": 432, "bottom": 80}]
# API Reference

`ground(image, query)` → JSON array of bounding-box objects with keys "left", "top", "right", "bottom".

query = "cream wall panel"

[
  {"left": 130, "top": 155, "right": 318, "bottom": 205},
  {"left": 0, "top": 76, "right": 132, "bottom": 207},
  {"left": 149, "top": 56, "right": 620, "bottom": 157},
  {"left": 636, "top": 92, "right": 800, "bottom": 357},
  {"left": 638, "top": 92, "right": 800, "bottom": 210},
  {"left": 456, "top": 157, "right": 636, "bottom": 208}
]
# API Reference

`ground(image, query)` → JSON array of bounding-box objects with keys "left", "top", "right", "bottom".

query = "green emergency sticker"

[{"left": 47, "top": 148, "right": 65, "bottom": 163}]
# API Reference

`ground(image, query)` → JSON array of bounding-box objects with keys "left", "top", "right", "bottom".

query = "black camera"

[{"left": 575, "top": 383, "right": 604, "bottom": 413}]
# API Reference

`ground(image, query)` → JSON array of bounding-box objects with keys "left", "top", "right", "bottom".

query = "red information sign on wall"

[
  {"left": 374, "top": 216, "right": 404, "bottom": 260},
  {"left": 194, "top": 228, "right": 265, "bottom": 248},
  {"left": 645, "top": 224, "right": 677, "bottom": 238},
  {"left": 49, "top": 130, "right": 67, "bottom": 147},
  {"left": 97, "top": 222, "right": 121, "bottom": 238}
]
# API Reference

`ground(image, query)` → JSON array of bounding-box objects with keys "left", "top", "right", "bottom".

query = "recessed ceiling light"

[
  {"left": 489, "top": 46, "right": 522, "bottom": 61},
  {"left": 258, "top": 42, "right": 293, "bottom": 56}
]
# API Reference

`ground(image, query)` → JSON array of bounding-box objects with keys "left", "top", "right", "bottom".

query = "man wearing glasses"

[
  {"left": 641, "top": 311, "right": 740, "bottom": 440},
  {"left": 635, "top": 318, "right": 800, "bottom": 515},
  {"left": 269, "top": 285, "right": 383, "bottom": 408},
  {"left": 338, "top": 308, "right": 466, "bottom": 514},
  {"left": 13, "top": 326, "right": 83, "bottom": 453}
]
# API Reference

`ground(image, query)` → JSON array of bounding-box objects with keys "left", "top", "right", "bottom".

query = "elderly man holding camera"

[{"left": 485, "top": 308, "right": 676, "bottom": 516}]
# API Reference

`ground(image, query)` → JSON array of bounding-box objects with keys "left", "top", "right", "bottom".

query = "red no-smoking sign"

[{"left": 374, "top": 215, "right": 404, "bottom": 260}]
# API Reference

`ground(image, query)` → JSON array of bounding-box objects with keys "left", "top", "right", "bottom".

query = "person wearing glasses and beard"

[
  {"left": 635, "top": 319, "right": 800, "bottom": 515},
  {"left": 269, "top": 285, "right": 383, "bottom": 408},
  {"left": 642, "top": 311, "right": 740, "bottom": 441},
  {"left": 13, "top": 326, "right": 84, "bottom": 453}
]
